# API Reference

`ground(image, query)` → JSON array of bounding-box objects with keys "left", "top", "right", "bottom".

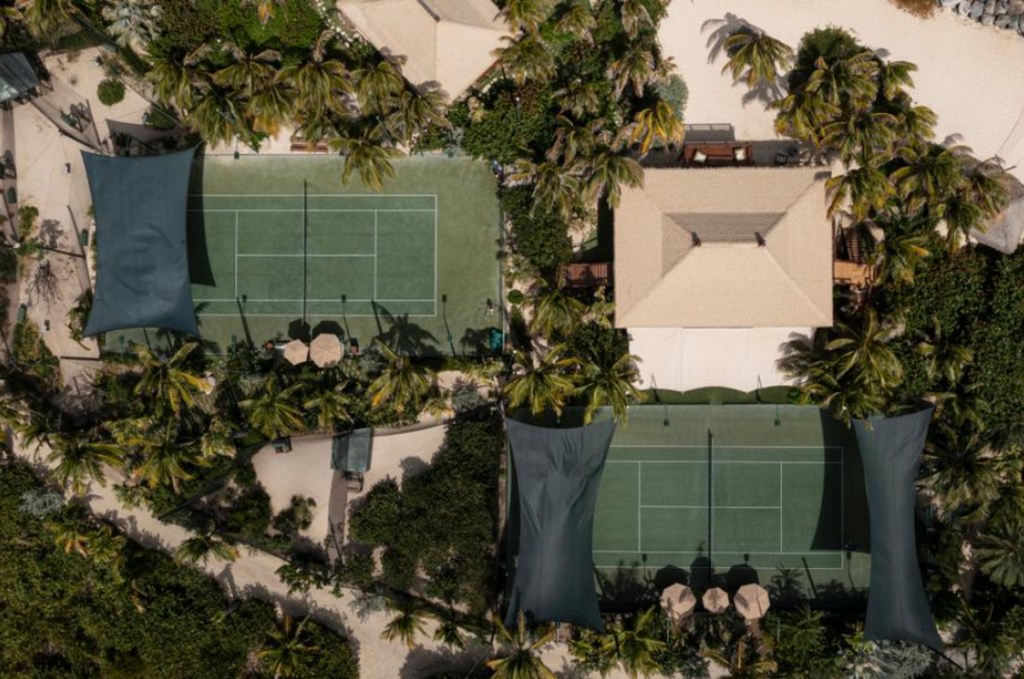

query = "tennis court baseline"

[{"left": 188, "top": 192, "right": 438, "bottom": 318}]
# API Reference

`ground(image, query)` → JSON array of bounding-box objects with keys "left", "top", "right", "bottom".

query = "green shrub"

[
  {"left": 461, "top": 80, "right": 556, "bottom": 164},
  {"left": 12, "top": 319, "right": 61, "bottom": 390},
  {"left": 220, "top": 482, "right": 273, "bottom": 539},
  {"left": 501, "top": 186, "right": 572, "bottom": 272},
  {"left": 507, "top": 289, "right": 525, "bottom": 305},
  {"left": 145, "top": 104, "right": 177, "bottom": 130},
  {"left": 0, "top": 239, "right": 17, "bottom": 283},
  {"left": 349, "top": 478, "right": 402, "bottom": 546},
  {"left": 0, "top": 461, "right": 358, "bottom": 678},
  {"left": 272, "top": 495, "right": 316, "bottom": 538},
  {"left": 97, "top": 79, "right": 126, "bottom": 106},
  {"left": 564, "top": 322, "right": 630, "bottom": 370},
  {"left": 656, "top": 74, "right": 688, "bottom": 121}
]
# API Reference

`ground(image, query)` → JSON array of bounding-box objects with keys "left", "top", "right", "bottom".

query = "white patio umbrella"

[
  {"left": 660, "top": 583, "right": 696, "bottom": 621},
  {"left": 734, "top": 583, "right": 771, "bottom": 620},
  {"left": 310, "top": 333, "right": 343, "bottom": 368},
  {"left": 282, "top": 338, "right": 308, "bottom": 365},
  {"left": 702, "top": 587, "right": 729, "bottom": 614}
]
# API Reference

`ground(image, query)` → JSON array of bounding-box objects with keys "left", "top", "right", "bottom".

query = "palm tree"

[
  {"left": 47, "top": 434, "right": 124, "bottom": 495},
  {"left": 241, "top": 375, "right": 304, "bottom": 439},
  {"left": 603, "top": 608, "right": 667, "bottom": 679},
  {"left": 950, "top": 600, "right": 1015, "bottom": 678},
  {"left": 339, "top": 131, "right": 399, "bottom": 192},
  {"left": 16, "top": 0, "right": 79, "bottom": 39},
  {"left": 619, "top": 0, "right": 656, "bottom": 39},
  {"left": 258, "top": 613, "right": 318, "bottom": 678},
  {"left": 890, "top": 142, "right": 968, "bottom": 216},
  {"left": 528, "top": 160, "right": 579, "bottom": 221},
  {"left": 487, "top": 610, "right": 556, "bottom": 679},
  {"left": 495, "top": 33, "right": 556, "bottom": 85},
  {"left": 87, "top": 523, "right": 128, "bottom": 574},
  {"left": 174, "top": 531, "right": 240, "bottom": 566},
  {"left": 976, "top": 518, "right": 1024, "bottom": 589},
  {"left": 922, "top": 417, "right": 1004, "bottom": 522},
  {"left": 133, "top": 342, "right": 211, "bottom": 418},
  {"left": 577, "top": 352, "right": 642, "bottom": 424},
  {"left": 701, "top": 637, "right": 778, "bottom": 678},
  {"left": 380, "top": 597, "right": 428, "bottom": 650},
  {"left": 915, "top": 319, "right": 971, "bottom": 385},
  {"left": 609, "top": 43, "right": 656, "bottom": 98},
  {"left": 500, "top": 0, "right": 551, "bottom": 34},
  {"left": 366, "top": 340, "right": 435, "bottom": 414},
  {"left": 805, "top": 49, "right": 879, "bottom": 115},
  {"left": 532, "top": 287, "right": 585, "bottom": 339},
  {"left": 628, "top": 100, "right": 685, "bottom": 157},
  {"left": 722, "top": 27, "right": 794, "bottom": 88},
  {"left": 553, "top": 78, "right": 603, "bottom": 119},
  {"left": 503, "top": 347, "right": 579, "bottom": 417},
  {"left": 282, "top": 57, "right": 353, "bottom": 114},
  {"left": 873, "top": 228, "right": 931, "bottom": 287},
  {"left": 553, "top": 0, "right": 595, "bottom": 42},
  {"left": 433, "top": 616, "right": 465, "bottom": 649},
  {"left": 385, "top": 89, "right": 445, "bottom": 145},
  {"left": 820, "top": 109, "right": 898, "bottom": 165},
  {"left": 49, "top": 514, "right": 91, "bottom": 557},
  {"left": 579, "top": 150, "right": 644, "bottom": 208},
  {"left": 303, "top": 384, "right": 353, "bottom": 432},
  {"left": 0, "top": 5, "right": 23, "bottom": 42},
  {"left": 824, "top": 307, "right": 904, "bottom": 395},
  {"left": 825, "top": 163, "right": 894, "bottom": 221},
  {"left": 213, "top": 43, "right": 281, "bottom": 97},
  {"left": 248, "top": 79, "right": 294, "bottom": 136},
  {"left": 353, "top": 60, "right": 405, "bottom": 115}
]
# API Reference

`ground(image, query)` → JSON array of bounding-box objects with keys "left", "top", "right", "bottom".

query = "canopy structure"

[
  {"left": 83, "top": 148, "right": 198, "bottom": 337},
  {"left": 505, "top": 419, "right": 615, "bottom": 632},
  {"left": 332, "top": 429, "right": 372, "bottom": 473},
  {"left": 854, "top": 408, "right": 943, "bottom": 652},
  {"left": 0, "top": 53, "right": 40, "bottom": 104}
]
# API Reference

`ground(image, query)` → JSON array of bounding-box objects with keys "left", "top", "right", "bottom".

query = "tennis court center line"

[
  {"left": 189, "top": 193, "right": 437, "bottom": 197},
  {"left": 373, "top": 211, "right": 378, "bottom": 301},
  {"left": 637, "top": 461, "right": 642, "bottom": 553},
  {"left": 233, "top": 211, "right": 239, "bottom": 299},
  {"left": 433, "top": 195, "right": 438, "bottom": 317},
  {"left": 236, "top": 254, "right": 375, "bottom": 258},
  {"left": 191, "top": 209, "right": 436, "bottom": 213}
]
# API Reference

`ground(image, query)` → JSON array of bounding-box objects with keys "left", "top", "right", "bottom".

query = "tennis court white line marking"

[
  {"left": 610, "top": 445, "right": 843, "bottom": 450},
  {"left": 637, "top": 462, "right": 642, "bottom": 553},
  {"left": 373, "top": 211, "right": 378, "bottom": 301},
  {"left": 607, "top": 460, "right": 841, "bottom": 465},
  {"left": 190, "top": 193, "right": 437, "bottom": 197},
  {"left": 433, "top": 195, "right": 438, "bottom": 317},
  {"left": 195, "top": 298, "right": 435, "bottom": 303},
  {"left": 641, "top": 505, "right": 781, "bottom": 510},
  {"left": 233, "top": 212, "right": 238, "bottom": 298},
  {"left": 196, "top": 313, "right": 438, "bottom": 318},
  {"left": 191, "top": 209, "right": 436, "bottom": 213},
  {"left": 237, "top": 254, "right": 375, "bottom": 258},
  {"left": 593, "top": 564, "right": 845, "bottom": 572},
  {"left": 780, "top": 462, "right": 784, "bottom": 553}
]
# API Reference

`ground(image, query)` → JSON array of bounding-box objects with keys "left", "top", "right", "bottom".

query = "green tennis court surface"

[
  {"left": 114, "top": 154, "right": 501, "bottom": 355},
  {"left": 594, "top": 405, "right": 871, "bottom": 599},
  {"left": 189, "top": 192, "right": 438, "bottom": 318}
]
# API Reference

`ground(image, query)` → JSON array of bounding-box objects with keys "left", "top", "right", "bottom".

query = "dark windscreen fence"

[
  {"left": 505, "top": 419, "right": 615, "bottom": 632},
  {"left": 82, "top": 148, "right": 199, "bottom": 337},
  {"left": 854, "top": 408, "right": 943, "bottom": 652}
]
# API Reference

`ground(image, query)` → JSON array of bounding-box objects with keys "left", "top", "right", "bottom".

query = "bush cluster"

[
  {"left": 0, "top": 462, "right": 358, "bottom": 678},
  {"left": 97, "top": 79, "right": 126, "bottom": 106},
  {"left": 349, "top": 411, "right": 503, "bottom": 612}
]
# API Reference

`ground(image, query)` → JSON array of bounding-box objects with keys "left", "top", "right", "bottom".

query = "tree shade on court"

[
  {"left": 82, "top": 148, "right": 199, "bottom": 337},
  {"left": 505, "top": 419, "right": 615, "bottom": 632},
  {"left": 854, "top": 408, "right": 943, "bottom": 652}
]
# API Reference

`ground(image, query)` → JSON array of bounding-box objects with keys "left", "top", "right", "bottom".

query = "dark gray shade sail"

[
  {"left": 83, "top": 148, "right": 199, "bottom": 337},
  {"left": 505, "top": 419, "right": 615, "bottom": 632},
  {"left": 854, "top": 408, "right": 943, "bottom": 652}
]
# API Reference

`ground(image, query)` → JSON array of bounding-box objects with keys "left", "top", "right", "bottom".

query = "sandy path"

[{"left": 664, "top": 0, "right": 1024, "bottom": 182}]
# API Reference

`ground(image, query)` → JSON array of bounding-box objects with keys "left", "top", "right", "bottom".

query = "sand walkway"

[{"left": 665, "top": 0, "right": 1024, "bottom": 183}]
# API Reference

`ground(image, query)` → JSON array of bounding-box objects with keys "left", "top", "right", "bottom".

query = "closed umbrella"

[
  {"left": 702, "top": 587, "right": 729, "bottom": 614},
  {"left": 310, "top": 333, "right": 343, "bottom": 368},
  {"left": 734, "top": 583, "right": 770, "bottom": 620},
  {"left": 283, "top": 339, "right": 308, "bottom": 365},
  {"left": 660, "top": 583, "right": 696, "bottom": 621}
]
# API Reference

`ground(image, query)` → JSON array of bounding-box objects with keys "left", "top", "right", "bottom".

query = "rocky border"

[{"left": 941, "top": 0, "right": 1024, "bottom": 34}]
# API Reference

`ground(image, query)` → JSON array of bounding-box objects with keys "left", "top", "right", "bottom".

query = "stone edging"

[{"left": 941, "top": 0, "right": 1024, "bottom": 35}]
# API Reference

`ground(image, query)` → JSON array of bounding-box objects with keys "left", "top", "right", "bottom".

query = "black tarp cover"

[
  {"left": 506, "top": 419, "right": 615, "bottom": 632},
  {"left": 82, "top": 148, "right": 198, "bottom": 337},
  {"left": 854, "top": 408, "right": 943, "bottom": 651}
]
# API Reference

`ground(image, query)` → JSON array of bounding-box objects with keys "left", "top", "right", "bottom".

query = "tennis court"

[
  {"left": 593, "top": 405, "right": 871, "bottom": 597},
  {"left": 189, "top": 192, "right": 438, "bottom": 318},
  {"left": 139, "top": 154, "right": 503, "bottom": 355}
]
